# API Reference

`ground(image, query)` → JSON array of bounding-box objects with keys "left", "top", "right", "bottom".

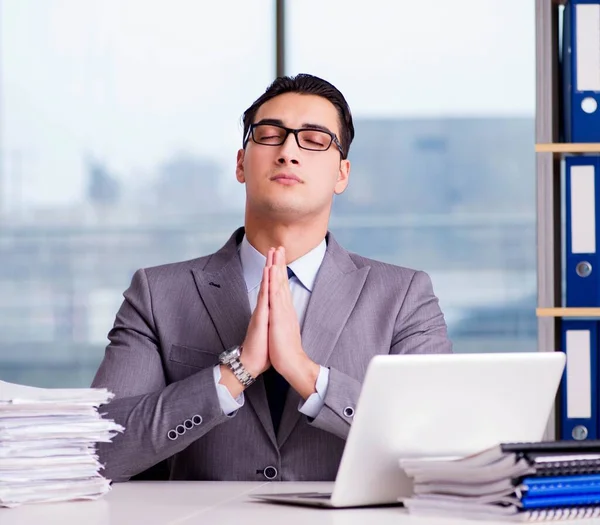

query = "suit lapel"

[
  {"left": 191, "top": 228, "right": 277, "bottom": 448},
  {"left": 277, "top": 234, "right": 370, "bottom": 446}
]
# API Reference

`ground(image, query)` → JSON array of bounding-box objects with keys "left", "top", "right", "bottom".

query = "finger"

[
  {"left": 270, "top": 264, "right": 286, "bottom": 301},
  {"left": 272, "top": 247, "right": 281, "bottom": 268},
  {"left": 256, "top": 268, "right": 268, "bottom": 315},
  {"left": 277, "top": 248, "right": 288, "bottom": 283},
  {"left": 279, "top": 246, "right": 286, "bottom": 266},
  {"left": 266, "top": 247, "right": 275, "bottom": 268},
  {"left": 271, "top": 249, "right": 280, "bottom": 280},
  {"left": 269, "top": 263, "right": 279, "bottom": 296},
  {"left": 280, "top": 247, "right": 287, "bottom": 269}
]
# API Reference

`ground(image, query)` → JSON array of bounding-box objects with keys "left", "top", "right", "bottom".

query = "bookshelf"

[
  {"left": 536, "top": 0, "right": 599, "bottom": 441},
  {"left": 537, "top": 308, "right": 600, "bottom": 318},
  {"left": 535, "top": 143, "right": 600, "bottom": 153},
  {"left": 535, "top": 0, "right": 561, "bottom": 441}
]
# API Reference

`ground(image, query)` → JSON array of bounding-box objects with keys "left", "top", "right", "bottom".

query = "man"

[{"left": 92, "top": 73, "right": 452, "bottom": 483}]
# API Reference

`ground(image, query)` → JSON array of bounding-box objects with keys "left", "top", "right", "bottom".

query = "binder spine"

[
  {"left": 560, "top": 320, "right": 598, "bottom": 440},
  {"left": 565, "top": 156, "right": 600, "bottom": 307},
  {"left": 563, "top": 0, "right": 574, "bottom": 143},
  {"left": 562, "top": 0, "right": 600, "bottom": 143}
]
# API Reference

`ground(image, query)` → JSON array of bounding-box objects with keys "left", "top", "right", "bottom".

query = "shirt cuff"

[
  {"left": 298, "top": 366, "right": 330, "bottom": 419},
  {"left": 213, "top": 364, "right": 245, "bottom": 416}
]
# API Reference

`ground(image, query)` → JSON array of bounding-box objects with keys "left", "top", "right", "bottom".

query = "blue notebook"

[
  {"left": 521, "top": 493, "right": 600, "bottom": 509},
  {"left": 523, "top": 474, "right": 600, "bottom": 497}
]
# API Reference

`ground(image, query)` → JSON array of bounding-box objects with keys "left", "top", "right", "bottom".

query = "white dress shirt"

[{"left": 212, "top": 235, "right": 330, "bottom": 418}]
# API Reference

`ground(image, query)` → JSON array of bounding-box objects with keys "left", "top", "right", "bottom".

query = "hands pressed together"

[{"left": 220, "top": 246, "right": 320, "bottom": 400}]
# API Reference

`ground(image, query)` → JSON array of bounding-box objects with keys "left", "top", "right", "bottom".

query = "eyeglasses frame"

[{"left": 243, "top": 122, "right": 344, "bottom": 157}]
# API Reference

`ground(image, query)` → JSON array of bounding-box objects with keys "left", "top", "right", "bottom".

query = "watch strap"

[
  {"left": 220, "top": 346, "right": 255, "bottom": 387},
  {"left": 228, "top": 357, "right": 255, "bottom": 387}
]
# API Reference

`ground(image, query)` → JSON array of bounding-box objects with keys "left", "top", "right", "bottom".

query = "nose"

[{"left": 277, "top": 132, "right": 300, "bottom": 165}]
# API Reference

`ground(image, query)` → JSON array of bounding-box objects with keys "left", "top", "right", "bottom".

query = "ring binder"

[
  {"left": 565, "top": 156, "right": 600, "bottom": 307},
  {"left": 562, "top": 0, "right": 600, "bottom": 143},
  {"left": 560, "top": 321, "right": 598, "bottom": 440}
]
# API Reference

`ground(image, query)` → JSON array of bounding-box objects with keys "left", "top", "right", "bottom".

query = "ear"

[
  {"left": 334, "top": 159, "right": 350, "bottom": 195},
  {"left": 236, "top": 149, "right": 245, "bottom": 183}
]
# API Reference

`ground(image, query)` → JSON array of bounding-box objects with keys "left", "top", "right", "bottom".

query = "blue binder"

[
  {"left": 560, "top": 320, "right": 598, "bottom": 440},
  {"left": 562, "top": 0, "right": 600, "bottom": 142},
  {"left": 565, "top": 156, "right": 600, "bottom": 306}
]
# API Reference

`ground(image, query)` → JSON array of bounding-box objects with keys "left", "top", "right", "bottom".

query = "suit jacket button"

[
  {"left": 343, "top": 406, "right": 355, "bottom": 418},
  {"left": 184, "top": 419, "right": 194, "bottom": 430},
  {"left": 167, "top": 429, "right": 178, "bottom": 441},
  {"left": 263, "top": 466, "right": 278, "bottom": 480},
  {"left": 176, "top": 424, "right": 186, "bottom": 436},
  {"left": 192, "top": 415, "right": 203, "bottom": 426}
]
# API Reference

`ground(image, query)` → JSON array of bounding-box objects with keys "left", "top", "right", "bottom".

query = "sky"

[{"left": 0, "top": 0, "right": 536, "bottom": 210}]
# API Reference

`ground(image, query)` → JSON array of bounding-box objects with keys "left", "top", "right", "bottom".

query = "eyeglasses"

[{"left": 244, "top": 123, "right": 344, "bottom": 156}]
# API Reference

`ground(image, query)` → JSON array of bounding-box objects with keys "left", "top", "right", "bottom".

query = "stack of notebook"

[
  {"left": 400, "top": 441, "right": 600, "bottom": 521},
  {"left": 0, "top": 379, "right": 124, "bottom": 508}
]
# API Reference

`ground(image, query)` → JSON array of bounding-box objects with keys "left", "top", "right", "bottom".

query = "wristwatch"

[{"left": 218, "top": 345, "right": 256, "bottom": 387}]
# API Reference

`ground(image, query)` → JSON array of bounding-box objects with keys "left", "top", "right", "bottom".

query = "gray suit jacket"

[{"left": 92, "top": 228, "right": 452, "bottom": 482}]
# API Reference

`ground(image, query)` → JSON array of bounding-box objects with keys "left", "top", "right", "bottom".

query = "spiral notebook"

[
  {"left": 533, "top": 458, "right": 600, "bottom": 477},
  {"left": 505, "top": 441, "right": 600, "bottom": 478},
  {"left": 523, "top": 475, "right": 600, "bottom": 497},
  {"left": 401, "top": 440, "right": 600, "bottom": 480},
  {"left": 403, "top": 497, "right": 600, "bottom": 522},
  {"left": 401, "top": 440, "right": 600, "bottom": 521}
]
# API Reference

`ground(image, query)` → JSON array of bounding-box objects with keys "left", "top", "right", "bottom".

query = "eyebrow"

[{"left": 254, "top": 118, "right": 335, "bottom": 136}]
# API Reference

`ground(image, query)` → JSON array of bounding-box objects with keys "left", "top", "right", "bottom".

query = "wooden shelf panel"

[
  {"left": 535, "top": 143, "right": 600, "bottom": 153},
  {"left": 536, "top": 307, "right": 600, "bottom": 318}
]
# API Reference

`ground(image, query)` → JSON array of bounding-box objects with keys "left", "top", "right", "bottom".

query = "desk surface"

[{"left": 0, "top": 481, "right": 579, "bottom": 525}]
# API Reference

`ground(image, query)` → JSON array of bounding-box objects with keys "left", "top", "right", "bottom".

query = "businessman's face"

[{"left": 236, "top": 92, "right": 350, "bottom": 221}]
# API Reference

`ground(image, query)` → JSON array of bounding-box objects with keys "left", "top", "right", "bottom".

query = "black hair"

[{"left": 242, "top": 73, "right": 354, "bottom": 159}]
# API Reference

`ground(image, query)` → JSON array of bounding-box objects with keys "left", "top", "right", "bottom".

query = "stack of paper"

[
  {"left": 400, "top": 441, "right": 600, "bottom": 521},
  {"left": 0, "top": 379, "right": 124, "bottom": 508}
]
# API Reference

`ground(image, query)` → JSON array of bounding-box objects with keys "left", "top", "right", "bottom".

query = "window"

[
  {"left": 287, "top": 0, "right": 536, "bottom": 353},
  {"left": 0, "top": 1, "right": 273, "bottom": 386},
  {"left": 0, "top": 1, "right": 537, "bottom": 388}
]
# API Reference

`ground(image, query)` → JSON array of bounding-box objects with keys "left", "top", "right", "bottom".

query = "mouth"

[{"left": 271, "top": 173, "right": 302, "bottom": 185}]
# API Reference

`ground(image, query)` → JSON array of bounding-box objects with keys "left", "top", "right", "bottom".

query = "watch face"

[{"left": 221, "top": 346, "right": 241, "bottom": 363}]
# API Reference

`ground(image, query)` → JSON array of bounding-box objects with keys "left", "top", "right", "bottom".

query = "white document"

[
  {"left": 0, "top": 378, "right": 123, "bottom": 507},
  {"left": 402, "top": 456, "right": 533, "bottom": 485},
  {"left": 0, "top": 455, "right": 99, "bottom": 469},
  {"left": 0, "top": 406, "right": 98, "bottom": 417},
  {"left": 0, "top": 379, "right": 113, "bottom": 406},
  {"left": 0, "top": 477, "right": 111, "bottom": 508},
  {"left": 0, "top": 438, "right": 95, "bottom": 451},
  {"left": 0, "top": 446, "right": 93, "bottom": 458}
]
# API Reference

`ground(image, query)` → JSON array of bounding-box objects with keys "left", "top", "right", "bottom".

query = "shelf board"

[
  {"left": 535, "top": 143, "right": 600, "bottom": 153},
  {"left": 536, "top": 307, "right": 600, "bottom": 318}
]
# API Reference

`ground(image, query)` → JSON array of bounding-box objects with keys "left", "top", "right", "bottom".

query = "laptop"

[{"left": 250, "top": 352, "right": 566, "bottom": 508}]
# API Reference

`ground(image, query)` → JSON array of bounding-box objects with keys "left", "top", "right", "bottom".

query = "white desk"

[{"left": 0, "top": 481, "right": 577, "bottom": 525}]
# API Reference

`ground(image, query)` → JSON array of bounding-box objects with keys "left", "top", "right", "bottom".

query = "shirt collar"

[{"left": 239, "top": 235, "right": 326, "bottom": 293}]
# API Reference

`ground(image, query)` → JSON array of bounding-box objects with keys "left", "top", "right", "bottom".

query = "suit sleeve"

[
  {"left": 307, "top": 270, "right": 452, "bottom": 440},
  {"left": 92, "top": 269, "right": 232, "bottom": 482}
]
